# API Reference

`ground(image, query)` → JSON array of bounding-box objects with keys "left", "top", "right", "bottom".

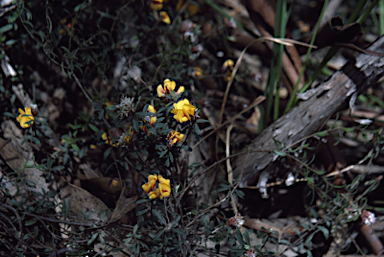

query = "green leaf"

[
  {"left": 25, "top": 218, "right": 37, "bottom": 226},
  {"left": 273, "top": 150, "right": 286, "bottom": 157},
  {"left": 104, "top": 147, "right": 111, "bottom": 159},
  {"left": 71, "top": 144, "right": 79, "bottom": 151},
  {"left": 235, "top": 228, "right": 246, "bottom": 245},
  {"left": 196, "top": 119, "right": 209, "bottom": 123},
  {"left": 87, "top": 232, "right": 99, "bottom": 245},
  {"left": 304, "top": 232, "right": 314, "bottom": 245},
  {"left": 318, "top": 226, "right": 329, "bottom": 239},
  {"left": 316, "top": 131, "right": 328, "bottom": 137},
  {"left": 136, "top": 198, "right": 150, "bottom": 205},
  {"left": 5, "top": 39, "right": 17, "bottom": 46},
  {"left": 153, "top": 229, "right": 164, "bottom": 241},
  {"left": 136, "top": 208, "right": 149, "bottom": 216},
  {"left": 0, "top": 24, "right": 13, "bottom": 34},
  {"left": 153, "top": 209, "right": 166, "bottom": 225},
  {"left": 89, "top": 124, "right": 99, "bottom": 132}
]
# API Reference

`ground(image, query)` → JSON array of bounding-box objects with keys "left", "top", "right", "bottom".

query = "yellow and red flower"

[
  {"left": 142, "top": 174, "right": 158, "bottom": 193},
  {"left": 16, "top": 107, "right": 34, "bottom": 128},
  {"left": 167, "top": 131, "right": 184, "bottom": 146},
  {"left": 150, "top": 0, "right": 163, "bottom": 10},
  {"left": 170, "top": 99, "right": 196, "bottom": 123},
  {"left": 102, "top": 132, "right": 119, "bottom": 147},
  {"left": 157, "top": 78, "right": 184, "bottom": 98},
  {"left": 223, "top": 59, "right": 234, "bottom": 81},
  {"left": 142, "top": 174, "right": 171, "bottom": 199},
  {"left": 160, "top": 11, "right": 171, "bottom": 24}
]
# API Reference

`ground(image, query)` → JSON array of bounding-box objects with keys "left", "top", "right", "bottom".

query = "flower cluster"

[
  {"left": 157, "top": 78, "right": 184, "bottom": 98},
  {"left": 117, "top": 96, "right": 135, "bottom": 118},
  {"left": 118, "top": 126, "right": 135, "bottom": 147},
  {"left": 227, "top": 213, "right": 244, "bottom": 228},
  {"left": 142, "top": 174, "right": 171, "bottom": 199},
  {"left": 244, "top": 249, "right": 257, "bottom": 257},
  {"left": 17, "top": 107, "right": 35, "bottom": 128},
  {"left": 167, "top": 130, "right": 184, "bottom": 147},
  {"left": 222, "top": 59, "right": 234, "bottom": 81},
  {"left": 102, "top": 132, "right": 119, "bottom": 147},
  {"left": 361, "top": 210, "right": 376, "bottom": 226},
  {"left": 150, "top": 0, "right": 171, "bottom": 24},
  {"left": 140, "top": 105, "right": 157, "bottom": 135},
  {"left": 170, "top": 98, "right": 196, "bottom": 123}
]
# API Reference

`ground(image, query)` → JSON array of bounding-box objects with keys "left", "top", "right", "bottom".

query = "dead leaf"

[
  {"left": 0, "top": 122, "right": 49, "bottom": 195},
  {"left": 314, "top": 16, "right": 363, "bottom": 48},
  {"left": 59, "top": 183, "right": 109, "bottom": 223},
  {"left": 110, "top": 186, "right": 137, "bottom": 222}
]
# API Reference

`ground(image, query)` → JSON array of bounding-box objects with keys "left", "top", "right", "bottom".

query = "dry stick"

[{"left": 225, "top": 124, "right": 238, "bottom": 214}]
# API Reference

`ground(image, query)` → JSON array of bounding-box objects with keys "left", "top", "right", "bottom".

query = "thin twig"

[{"left": 225, "top": 124, "right": 238, "bottom": 214}]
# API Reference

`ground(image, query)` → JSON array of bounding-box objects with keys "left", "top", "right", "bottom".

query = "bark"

[{"left": 233, "top": 35, "right": 384, "bottom": 188}]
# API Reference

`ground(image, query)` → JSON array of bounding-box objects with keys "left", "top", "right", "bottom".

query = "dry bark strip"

[{"left": 233, "top": 35, "right": 384, "bottom": 188}]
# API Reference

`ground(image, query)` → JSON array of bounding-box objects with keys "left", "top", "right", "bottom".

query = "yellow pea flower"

[
  {"left": 148, "top": 188, "right": 160, "bottom": 199},
  {"left": 170, "top": 99, "right": 196, "bottom": 123},
  {"left": 16, "top": 107, "right": 34, "bottom": 128},
  {"left": 142, "top": 174, "right": 158, "bottom": 193},
  {"left": 158, "top": 175, "right": 171, "bottom": 199},
  {"left": 157, "top": 78, "right": 184, "bottom": 98},
  {"left": 167, "top": 131, "right": 184, "bottom": 146},
  {"left": 102, "top": 132, "right": 119, "bottom": 147},
  {"left": 150, "top": 0, "right": 163, "bottom": 10},
  {"left": 142, "top": 174, "right": 171, "bottom": 199},
  {"left": 160, "top": 11, "right": 171, "bottom": 24}
]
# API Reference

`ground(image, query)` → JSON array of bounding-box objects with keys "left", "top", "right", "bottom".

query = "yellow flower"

[
  {"left": 176, "top": 0, "right": 199, "bottom": 17},
  {"left": 160, "top": 11, "right": 171, "bottom": 24},
  {"left": 148, "top": 188, "right": 160, "bottom": 199},
  {"left": 157, "top": 84, "right": 166, "bottom": 97},
  {"left": 150, "top": 0, "right": 163, "bottom": 10},
  {"left": 118, "top": 126, "right": 135, "bottom": 146},
  {"left": 16, "top": 107, "right": 34, "bottom": 128},
  {"left": 170, "top": 99, "right": 196, "bottom": 123},
  {"left": 112, "top": 179, "right": 119, "bottom": 187},
  {"left": 158, "top": 175, "right": 171, "bottom": 199},
  {"left": 164, "top": 78, "right": 176, "bottom": 92},
  {"left": 176, "top": 86, "right": 185, "bottom": 96},
  {"left": 142, "top": 174, "right": 171, "bottom": 199},
  {"left": 223, "top": 59, "right": 234, "bottom": 81},
  {"left": 142, "top": 174, "right": 158, "bottom": 193},
  {"left": 223, "top": 59, "right": 234, "bottom": 70},
  {"left": 144, "top": 105, "right": 157, "bottom": 127},
  {"left": 190, "top": 66, "right": 202, "bottom": 78},
  {"left": 157, "top": 78, "right": 184, "bottom": 98},
  {"left": 102, "top": 132, "right": 119, "bottom": 147},
  {"left": 167, "top": 131, "right": 184, "bottom": 146},
  {"left": 147, "top": 104, "right": 156, "bottom": 114}
]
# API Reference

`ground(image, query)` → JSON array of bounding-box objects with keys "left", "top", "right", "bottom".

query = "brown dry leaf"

[
  {"left": 82, "top": 177, "right": 123, "bottom": 195},
  {"left": 110, "top": 186, "right": 137, "bottom": 222},
  {"left": 0, "top": 121, "right": 49, "bottom": 195},
  {"left": 314, "top": 16, "right": 363, "bottom": 48},
  {"left": 59, "top": 183, "right": 109, "bottom": 223},
  {"left": 77, "top": 163, "right": 103, "bottom": 179}
]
